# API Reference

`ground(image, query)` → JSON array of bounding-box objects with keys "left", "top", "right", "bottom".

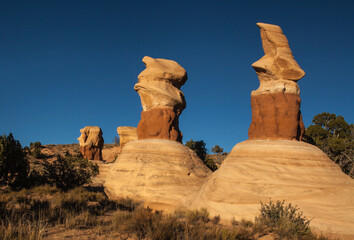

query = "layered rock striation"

[
  {"left": 105, "top": 57, "right": 211, "bottom": 212},
  {"left": 249, "top": 23, "right": 305, "bottom": 140},
  {"left": 190, "top": 23, "right": 354, "bottom": 238},
  {"left": 190, "top": 140, "right": 354, "bottom": 236},
  {"left": 104, "top": 139, "right": 211, "bottom": 212},
  {"left": 134, "top": 56, "right": 187, "bottom": 142},
  {"left": 77, "top": 126, "right": 104, "bottom": 160},
  {"left": 117, "top": 126, "right": 138, "bottom": 146}
]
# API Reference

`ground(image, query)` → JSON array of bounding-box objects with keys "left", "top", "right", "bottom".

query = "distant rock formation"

[
  {"left": 104, "top": 139, "right": 211, "bottom": 211},
  {"left": 134, "top": 56, "right": 187, "bottom": 142},
  {"left": 117, "top": 126, "right": 138, "bottom": 146},
  {"left": 77, "top": 126, "right": 104, "bottom": 160},
  {"left": 249, "top": 23, "right": 305, "bottom": 140}
]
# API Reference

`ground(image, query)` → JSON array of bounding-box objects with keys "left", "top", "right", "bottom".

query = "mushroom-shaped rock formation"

[
  {"left": 104, "top": 57, "right": 211, "bottom": 212},
  {"left": 117, "top": 126, "right": 138, "bottom": 146},
  {"left": 189, "top": 23, "right": 354, "bottom": 238},
  {"left": 249, "top": 23, "right": 305, "bottom": 140},
  {"left": 77, "top": 126, "right": 104, "bottom": 160},
  {"left": 134, "top": 56, "right": 187, "bottom": 142}
]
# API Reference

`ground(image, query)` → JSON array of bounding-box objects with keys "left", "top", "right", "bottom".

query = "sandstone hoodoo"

[
  {"left": 104, "top": 57, "right": 211, "bottom": 212},
  {"left": 249, "top": 23, "right": 305, "bottom": 140},
  {"left": 117, "top": 126, "right": 138, "bottom": 146},
  {"left": 190, "top": 23, "right": 354, "bottom": 238},
  {"left": 77, "top": 126, "right": 104, "bottom": 160},
  {"left": 134, "top": 56, "right": 187, "bottom": 142}
]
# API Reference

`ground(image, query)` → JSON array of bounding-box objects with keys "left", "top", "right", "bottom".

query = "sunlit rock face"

[
  {"left": 189, "top": 140, "right": 354, "bottom": 237},
  {"left": 104, "top": 139, "right": 211, "bottom": 212},
  {"left": 189, "top": 23, "right": 354, "bottom": 238},
  {"left": 77, "top": 126, "right": 104, "bottom": 160},
  {"left": 249, "top": 23, "right": 305, "bottom": 140},
  {"left": 134, "top": 56, "right": 187, "bottom": 142},
  {"left": 117, "top": 126, "right": 138, "bottom": 146}
]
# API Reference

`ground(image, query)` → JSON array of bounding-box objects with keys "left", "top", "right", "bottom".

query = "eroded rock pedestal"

[
  {"left": 190, "top": 23, "right": 354, "bottom": 238},
  {"left": 134, "top": 56, "right": 187, "bottom": 142},
  {"left": 104, "top": 139, "right": 211, "bottom": 211},
  {"left": 77, "top": 126, "right": 104, "bottom": 160},
  {"left": 104, "top": 57, "right": 211, "bottom": 212},
  {"left": 189, "top": 140, "right": 354, "bottom": 237},
  {"left": 248, "top": 23, "right": 305, "bottom": 140}
]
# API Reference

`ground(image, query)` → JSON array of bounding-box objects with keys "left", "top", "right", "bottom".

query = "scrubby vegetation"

[
  {"left": 0, "top": 133, "right": 29, "bottom": 189},
  {"left": 0, "top": 133, "right": 338, "bottom": 239},
  {"left": 303, "top": 112, "right": 354, "bottom": 178},
  {"left": 185, "top": 139, "right": 219, "bottom": 171},
  {"left": 42, "top": 154, "right": 99, "bottom": 190},
  {"left": 0, "top": 133, "right": 99, "bottom": 191},
  {"left": 0, "top": 186, "right": 329, "bottom": 239}
]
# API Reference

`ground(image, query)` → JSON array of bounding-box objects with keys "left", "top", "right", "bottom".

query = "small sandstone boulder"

[
  {"left": 77, "top": 126, "right": 104, "bottom": 160},
  {"left": 117, "top": 126, "right": 138, "bottom": 146}
]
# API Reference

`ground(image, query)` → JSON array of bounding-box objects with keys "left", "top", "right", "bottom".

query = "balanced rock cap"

[
  {"left": 138, "top": 56, "right": 187, "bottom": 89},
  {"left": 252, "top": 22, "right": 305, "bottom": 82}
]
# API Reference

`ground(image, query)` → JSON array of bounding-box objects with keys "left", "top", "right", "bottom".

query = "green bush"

[
  {"left": 185, "top": 139, "right": 207, "bottom": 161},
  {"left": 186, "top": 139, "right": 218, "bottom": 171},
  {"left": 0, "top": 133, "right": 29, "bottom": 189},
  {"left": 204, "top": 157, "right": 218, "bottom": 171},
  {"left": 303, "top": 112, "right": 353, "bottom": 178},
  {"left": 30, "top": 141, "right": 43, "bottom": 159},
  {"left": 211, "top": 145, "right": 224, "bottom": 155},
  {"left": 255, "top": 200, "right": 311, "bottom": 239},
  {"left": 43, "top": 155, "right": 99, "bottom": 190}
]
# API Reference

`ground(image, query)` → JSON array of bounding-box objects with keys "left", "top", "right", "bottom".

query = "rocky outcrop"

[
  {"left": 104, "top": 139, "right": 211, "bottom": 212},
  {"left": 190, "top": 23, "right": 354, "bottom": 238},
  {"left": 190, "top": 140, "right": 354, "bottom": 236},
  {"left": 117, "top": 126, "right": 138, "bottom": 146},
  {"left": 249, "top": 23, "right": 305, "bottom": 140},
  {"left": 134, "top": 56, "right": 187, "bottom": 142},
  {"left": 77, "top": 126, "right": 104, "bottom": 160}
]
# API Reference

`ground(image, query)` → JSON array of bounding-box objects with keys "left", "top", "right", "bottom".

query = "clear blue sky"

[{"left": 1, "top": 0, "right": 353, "bottom": 152}]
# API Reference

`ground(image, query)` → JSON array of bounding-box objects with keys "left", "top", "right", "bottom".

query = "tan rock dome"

[{"left": 104, "top": 139, "right": 211, "bottom": 212}]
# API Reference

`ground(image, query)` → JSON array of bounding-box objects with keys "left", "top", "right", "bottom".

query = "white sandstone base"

[
  {"left": 189, "top": 140, "right": 354, "bottom": 237},
  {"left": 104, "top": 139, "right": 211, "bottom": 212}
]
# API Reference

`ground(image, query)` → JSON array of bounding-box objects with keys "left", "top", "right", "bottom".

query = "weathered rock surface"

[
  {"left": 190, "top": 140, "right": 354, "bottom": 237},
  {"left": 102, "top": 146, "right": 121, "bottom": 163},
  {"left": 117, "top": 126, "right": 138, "bottom": 146},
  {"left": 104, "top": 139, "right": 211, "bottom": 212},
  {"left": 249, "top": 92, "right": 305, "bottom": 140},
  {"left": 249, "top": 23, "right": 305, "bottom": 140},
  {"left": 77, "top": 126, "right": 104, "bottom": 160},
  {"left": 137, "top": 108, "right": 182, "bottom": 142},
  {"left": 134, "top": 56, "right": 187, "bottom": 142}
]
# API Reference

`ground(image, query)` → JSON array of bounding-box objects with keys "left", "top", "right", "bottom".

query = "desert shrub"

[
  {"left": 185, "top": 139, "right": 207, "bottom": 160},
  {"left": 255, "top": 200, "right": 311, "bottom": 239},
  {"left": 186, "top": 208, "right": 210, "bottom": 223},
  {"left": 204, "top": 157, "right": 218, "bottom": 171},
  {"left": 211, "top": 145, "right": 224, "bottom": 155},
  {"left": 186, "top": 139, "right": 218, "bottom": 171},
  {"left": 113, "top": 136, "right": 120, "bottom": 146},
  {"left": 43, "top": 155, "right": 99, "bottom": 190},
  {"left": 0, "top": 133, "right": 29, "bottom": 189},
  {"left": 303, "top": 112, "right": 353, "bottom": 178},
  {"left": 30, "top": 141, "right": 44, "bottom": 159}
]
